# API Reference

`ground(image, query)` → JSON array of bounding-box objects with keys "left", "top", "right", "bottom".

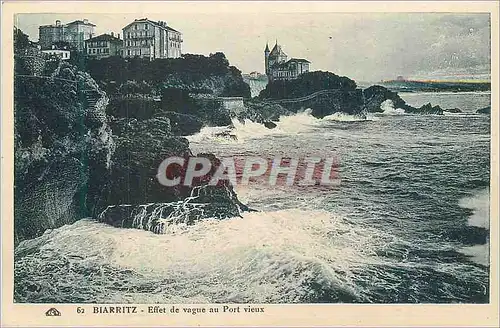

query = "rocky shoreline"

[{"left": 15, "top": 34, "right": 478, "bottom": 243}]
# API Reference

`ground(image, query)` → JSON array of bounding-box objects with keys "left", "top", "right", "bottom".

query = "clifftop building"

[
  {"left": 122, "top": 18, "right": 182, "bottom": 59},
  {"left": 264, "top": 41, "right": 310, "bottom": 82},
  {"left": 39, "top": 19, "right": 95, "bottom": 51},
  {"left": 85, "top": 33, "right": 123, "bottom": 58}
]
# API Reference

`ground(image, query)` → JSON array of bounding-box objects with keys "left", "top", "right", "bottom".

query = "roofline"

[
  {"left": 67, "top": 20, "right": 96, "bottom": 27},
  {"left": 288, "top": 58, "right": 311, "bottom": 63},
  {"left": 39, "top": 21, "right": 96, "bottom": 28},
  {"left": 85, "top": 33, "right": 123, "bottom": 42},
  {"left": 122, "top": 18, "right": 181, "bottom": 33}
]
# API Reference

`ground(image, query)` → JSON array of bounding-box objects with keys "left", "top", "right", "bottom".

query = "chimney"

[
  {"left": 83, "top": 19, "right": 89, "bottom": 24},
  {"left": 117, "top": 33, "right": 120, "bottom": 39},
  {"left": 111, "top": 32, "right": 114, "bottom": 37},
  {"left": 56, "top": 20, "right": 61, "bottom": 26}
]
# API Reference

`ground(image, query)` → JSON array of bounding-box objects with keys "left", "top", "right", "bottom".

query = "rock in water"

[
  {"left": 264, "top": 121, "right": 277, "bottom": 129},
  {"left": 477, "top": 106, "right": 491, "bottom": 114},
  {"left": 99, "top": 184, "right": 249, "bottom": 233},
  {"left": 444, "top": 107, "right": 462, "bottom": 113}
]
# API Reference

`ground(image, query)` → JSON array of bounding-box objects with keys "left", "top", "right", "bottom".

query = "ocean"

[{"left": 14, "top": 90, "right": 491, "bottom": 304}]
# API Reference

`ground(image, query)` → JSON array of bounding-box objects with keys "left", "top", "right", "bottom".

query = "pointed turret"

[{"left": 264, "top": 42, "right": 270, "bottom": 75}]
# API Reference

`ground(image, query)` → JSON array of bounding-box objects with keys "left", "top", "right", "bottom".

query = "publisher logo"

[{"left": 45, "top": 308, "right": 61, "bottom": 317}]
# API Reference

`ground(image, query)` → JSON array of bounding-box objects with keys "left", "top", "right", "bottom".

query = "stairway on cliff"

[{"left": 81, "top": 89, "right": 107, "bottom": 122}]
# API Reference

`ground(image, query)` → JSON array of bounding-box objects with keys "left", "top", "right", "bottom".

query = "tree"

[{"left": 14, "top": 28, "right": 30, "bottom": 52}]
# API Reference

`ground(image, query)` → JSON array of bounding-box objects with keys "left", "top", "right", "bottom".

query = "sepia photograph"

[{"left": 1, "top": 1, "right": 499, "bottom": 327}]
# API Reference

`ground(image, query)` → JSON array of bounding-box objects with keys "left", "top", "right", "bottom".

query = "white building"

[
  {"left": 41, "top": 44, "right": 71, "bottom": 60},
  {"left": 122, "top": 18, "right": 182, "bottom": 59}
]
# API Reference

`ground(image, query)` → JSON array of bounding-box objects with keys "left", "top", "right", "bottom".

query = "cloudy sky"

[{"left": 15, "top": 12, "right": 491, "bottom": 82}]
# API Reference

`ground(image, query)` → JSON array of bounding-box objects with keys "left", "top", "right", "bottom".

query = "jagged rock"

[
  {"left": 100, "top": 149, "right": 250, "bottom": 233},
  {"left": 99, "top": 184, "right": 250, "bottom": 233},
  {"left": 104, "top": 114, "right": 248, "bottom": 223},
  {"left": 362, "top": 85, "right": 409, "bottom": 113},
  {"left": 477, "top": 106, "right": 491, "bottom": 114},
  {"left": 264, "top": 121, "right": 277, "bottom": 129},
  {"left": 406, "top": 103, "right": 443, "bottom": 115}
]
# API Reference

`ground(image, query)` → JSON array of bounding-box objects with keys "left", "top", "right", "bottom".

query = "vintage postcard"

[{"left": 1, "top": 1, "right": 499, "bottom": 327}]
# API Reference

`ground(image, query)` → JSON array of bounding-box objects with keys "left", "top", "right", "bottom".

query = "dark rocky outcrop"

[
  {"left": 101, "top": 107, "right": 249, "bottom": 232},
  {"left": 240, "top": 102, "right": 292, "bottom": 123},
  {"left": 264, "top": 121, "right": 277, "bottom": 129},
  {"left": 248, "top": 79, "right": 447, "bottom": 121},
  {"left": 100, "top": 136, "right": 250, "bottom": 232},
  {"left": 258, "top": 71, "right": 357, "bottom": 100},
  {"left": 477, "top": 106, "right": 491, "bottom": 114},
  {"left": 99, "top": 184, "right": 249, "bottom": 233},
  {"left": 406, "top": 103, "right": 444, "bottom": 115},
  {"left": 362, "top": 85, "right": 409, "bottom": 113}
]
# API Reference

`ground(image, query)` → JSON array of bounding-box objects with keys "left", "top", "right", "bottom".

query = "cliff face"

[{"left": 14, "top": 60, "right": 115, "bottom": 244}]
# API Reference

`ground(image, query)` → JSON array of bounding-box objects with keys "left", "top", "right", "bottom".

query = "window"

[
  {"left": 127, "top": 32, "right": 131, "bottom": 38},
  {"left": 145, "top": 24, "right": 148, "bottom": 30},
  {"left": 93, "top": 48, "right": 96, "bottom": 54},
  {"left": 134, "top": 24, "right": 138, "bottom": 30},
  {"left": 127, "top": 50, "right": 131, "bottom": 56},
  {"left": 88, "top": 49, "right": 91, "bottom": 54}
]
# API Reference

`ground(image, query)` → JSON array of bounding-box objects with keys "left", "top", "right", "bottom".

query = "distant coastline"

[{"left": 378, "top": 79, "right": 491, "bottom": 93}]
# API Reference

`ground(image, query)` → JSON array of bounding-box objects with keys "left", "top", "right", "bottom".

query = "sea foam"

[{"left": 15, "top": 209, "right": 394, "bottom": 303}]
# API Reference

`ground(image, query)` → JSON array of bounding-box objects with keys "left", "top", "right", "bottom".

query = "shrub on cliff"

[{"left": 259, "top": 71, "right": 357, "bottom": 99}]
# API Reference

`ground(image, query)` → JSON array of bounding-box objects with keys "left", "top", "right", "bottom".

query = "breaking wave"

[
  {"left": 323, "top": 112, "right": 377, "bottom": 121},
  {"left": 188, "top": 109, "right": 379, "bottom": 143},
  {"left": 187, "top": 110, "right": 321, "bottom": 143},
  {"left": 15, "top": 209, "right": 397, "bottom": 303},
  {"left": 379, "top": 99, "right": 406, "bottom": 115}
]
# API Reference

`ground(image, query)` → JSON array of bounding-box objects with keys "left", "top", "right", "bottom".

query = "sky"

[{"left": 15, "top": 12, "right": 491, "bottom": 82}]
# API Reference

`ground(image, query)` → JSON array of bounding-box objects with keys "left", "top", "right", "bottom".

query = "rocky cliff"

[
  {"left": 15, "top": 54, "right": 250, "bottom": 243},
  {"left": 14, "top": 60, "right": 115, "bottom": 244}
]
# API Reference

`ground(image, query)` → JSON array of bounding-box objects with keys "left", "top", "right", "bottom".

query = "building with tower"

[
  {"left": 39, "top": 19, "right": 96, "bottom": 51},
  {"left": 264, "top": 41, "right": 310, "bottom": 82}
]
